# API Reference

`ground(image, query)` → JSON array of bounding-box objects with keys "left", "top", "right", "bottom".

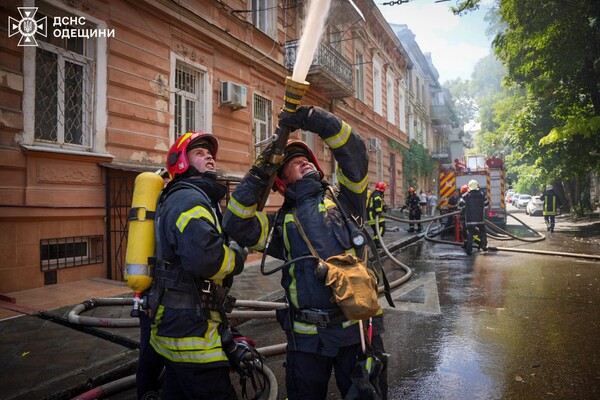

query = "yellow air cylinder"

[{"left": 124, "top": 172, "right": 164, "bottom": 299}]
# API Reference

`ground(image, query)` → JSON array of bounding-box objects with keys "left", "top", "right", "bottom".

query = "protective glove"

[
  {"left": 221, "top": 327, "right": 260, "bottom": 372},
  {"left": 277, "top": 105, "right": 313, "bottom": 131},
  {"left": 382, "top": 205, "right": 388, "bottom": 213},
  {"left": 229, "top": 241, "right": 248, "bottom": 276},
  {"left": 251, "top": 142, "right": 281, "bottom": 179}
]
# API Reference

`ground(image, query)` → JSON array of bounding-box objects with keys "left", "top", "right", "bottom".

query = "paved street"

[{"left": 1, "top": 208, "right": 599, "bottom": 399}]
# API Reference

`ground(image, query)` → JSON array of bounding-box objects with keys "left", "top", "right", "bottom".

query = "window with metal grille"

[
  {"left": 174, "top": 61, "right": 206, "bottom": 138},
  {"left": 34, "top": 14, "right": 94, "bottom": 148},
  {"left": 40, "top": 236, "right": 103, "bottom": 271},
  {"left": 253, "top": 94, "right": 273, "bottom": 157},
  {"left": 252, "top": 0, "right": 276, "bottom": 38}
]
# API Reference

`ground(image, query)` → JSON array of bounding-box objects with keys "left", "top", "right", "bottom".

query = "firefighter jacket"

[
  {"left": 405, "top": 193, "right": 421, "bottom": 212},
  {"left": 223, "top": 115, "right": 383, "bottom": 357},
  {"left": 458, "top": 189, "right": 489, "bottom": 226},
  {"left": 150, "top": 177, "right": 244, "bottom": 366},
  {"left": 367, "top": 190, "right": 386, "bottom": 226},
  {"left": 540, "top": 190, "right": 559, "bottom": 216}
]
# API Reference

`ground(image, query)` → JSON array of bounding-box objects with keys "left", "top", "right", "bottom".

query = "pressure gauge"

[{"left": 352, "top": 232, "right": 366, "bottom": 247}]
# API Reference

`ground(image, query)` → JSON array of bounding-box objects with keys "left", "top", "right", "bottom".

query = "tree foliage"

[
  {"left": 400, "top": 142, "right": 437, "bottom": 192},
  {"left": 449, "top": 0, "right": 600, "bottom": 211}
]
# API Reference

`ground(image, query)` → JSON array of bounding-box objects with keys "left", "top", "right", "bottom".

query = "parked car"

[
  {"left": 526, "top": 195, "right": 544, "bottom": 216},
  {"left": 516, "top": 194, "right": 531, "bottom": 209},
  {"left": 511, "top": 193, "right": 521, "bottom": 206}
]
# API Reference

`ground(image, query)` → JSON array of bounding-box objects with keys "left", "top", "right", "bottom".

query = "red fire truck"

[{"left": 439, "top": 154, "right": 506, "bottom": 228}]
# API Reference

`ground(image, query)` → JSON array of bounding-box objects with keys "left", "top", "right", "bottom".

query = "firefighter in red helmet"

[
  {"left": 145, "top": 131, "right": 248, "bottom": 399},
  {"left": 223, "top": 105, "right": 387, "bottom": 399},
  {"left": 368, "top": 182, "right": 388, "bottom": 248},
  {"left": 401, "top": 187, "right": 423, "bottom": 232}
]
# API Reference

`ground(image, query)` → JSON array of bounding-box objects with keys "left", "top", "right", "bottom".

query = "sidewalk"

[{"left": 0, "top": 218, "right": 420, "bottom": 400}]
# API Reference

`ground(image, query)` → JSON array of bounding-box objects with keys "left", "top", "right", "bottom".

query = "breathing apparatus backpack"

[{"left": 124, "top": 171, "right": 165, "bottom": 317}]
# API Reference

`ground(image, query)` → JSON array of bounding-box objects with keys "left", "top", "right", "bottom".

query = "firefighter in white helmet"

[{"left": 458, "top": 179, "right": 489, "bottom": 254}]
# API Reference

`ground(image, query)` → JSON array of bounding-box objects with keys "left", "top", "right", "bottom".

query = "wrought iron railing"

[{"left": 284, "top": 40, "right": 353, "bottom": 89}]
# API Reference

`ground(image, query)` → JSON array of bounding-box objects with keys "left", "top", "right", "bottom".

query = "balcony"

[
  {"left": 285, "top": 40, "right": 354, "bottom": 98},
  {"left": 430, "top": 104, "right": 451, "bottom": 123},
  {"left": 431, "top": 146, "right": 450, "bottom": 159}
]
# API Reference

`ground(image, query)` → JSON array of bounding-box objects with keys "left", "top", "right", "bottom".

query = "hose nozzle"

[{"left": 282, "top": 77, "right": 310, "bottom": 114}]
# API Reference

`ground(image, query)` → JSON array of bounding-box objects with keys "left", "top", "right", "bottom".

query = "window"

[
  {"left": 40, "top": 236, "right": 103, "bottom": 271},
  {"left": 22, "top": 3, "right": 108, "bottom": 153},
  {"left": 373, "top": 59, "right": 382, "bottom": 115},
  {"left": 253, "top": 94, "right": 273, "bottom": 155},
  {"left": 252, "top": 0, "right": 277, "bottom": 38},
  {"left": 386, "top": 71, "right": 395, "bottom": 125},
  {"left": 329, "top": 25, "right": 343, "bottom": 54},
  {"left": 173, "top": 60, "right": 207, "bottom": 139},
  {"left": 399, "top": 85, "right": 406, "bottom": 133},
  {"left": 355, "top": 52, "right": 365, "bottom": 102},
  {"left": 34, "top": 15, "right": 94, "bottom": 148}
]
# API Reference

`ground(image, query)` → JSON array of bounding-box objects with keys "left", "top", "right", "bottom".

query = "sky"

[{"left": 376, "top": 0, "right": 495, "bottom": 83}]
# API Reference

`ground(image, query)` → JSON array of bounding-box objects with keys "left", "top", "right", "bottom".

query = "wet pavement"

[{"left": 1, "top": 209, "right": 599, "bottom": 399}]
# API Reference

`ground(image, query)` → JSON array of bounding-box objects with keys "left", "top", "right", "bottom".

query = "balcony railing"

[
  {"left": 285, "top": 40, "right": 354, "bottom": 98},
  {"left": 430, "top": 104, "right": 451, "bottom": 122}
]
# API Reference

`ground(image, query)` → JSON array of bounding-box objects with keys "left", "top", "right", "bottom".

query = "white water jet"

[{"left": 292, "top": 0, "right": 332, "bottom": 83}]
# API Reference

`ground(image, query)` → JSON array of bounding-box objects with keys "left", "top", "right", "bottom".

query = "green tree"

[{"left": 451, "top": 0, "right": 600, "bottom": 213}]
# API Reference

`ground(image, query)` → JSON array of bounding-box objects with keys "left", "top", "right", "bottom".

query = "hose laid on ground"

[
  {"left": 422, "top": 211, "right": 600, "bottom": 260},
  {"left": 71, "top": 374, "right": 136, "bottom": 400},
  {"left": 71, "top": 345, "right": 280, "bottom": 400},
  {"left": 374, "top": 215, "right": 413, "bottom": 287},
  {"left": 68, "top": 297, "right": 139, "bottom": 327}
]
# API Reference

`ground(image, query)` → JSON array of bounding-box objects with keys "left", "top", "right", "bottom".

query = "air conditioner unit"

[
  {"left": 369, "top": 138, "right": 381, "bottom": 152},
  {"left": 220, "top": 81, "right": 247, "bottom": 110}
]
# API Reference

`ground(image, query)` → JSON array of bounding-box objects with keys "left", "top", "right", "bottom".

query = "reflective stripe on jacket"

[
  {"left": 223, "top": 115, "right": 384, "bottom": 356},
  {"left": 458, "top": 189, "right": 489, "bottom": 225},
  {"left": 150, "top": 180, "right": 239, "bottom": 365},
  {"left": 541, "top": 192, "right": 558, "bottom": 215},
  {"left": 367, "top": 190, "right": 386, "bottom": 226}
]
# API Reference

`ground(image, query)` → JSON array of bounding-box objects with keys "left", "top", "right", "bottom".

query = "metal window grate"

[
  {"left": 174, "top": 61, "right": 205, "bottom": 137},
  {"left": 253, "top": 94, "right": 273, "bottom": 152},
  {"left": 35, "top": 22, "right": 94, "bottom": 148},
  {"left": 40, "top": 235, "right": 103, "bottom": 271}
]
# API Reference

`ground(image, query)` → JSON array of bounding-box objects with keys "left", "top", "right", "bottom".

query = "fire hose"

[{"left": 404, "top": 210, "right": 600, "bottom": 261}]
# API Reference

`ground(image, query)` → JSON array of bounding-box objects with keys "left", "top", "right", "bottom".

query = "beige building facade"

[{"left": 0, "top": 0, "right": 411, "bottom": 292}]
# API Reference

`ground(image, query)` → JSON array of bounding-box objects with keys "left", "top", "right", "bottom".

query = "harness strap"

[
  {"left": 293, "top": 308, "right": 346, "bottom": 328},
  {"left": 154, "top": 267, "right": 236, "bottom": 314},
  {"left": 160, "top": 289, "right": 236, "bottom": 314}
]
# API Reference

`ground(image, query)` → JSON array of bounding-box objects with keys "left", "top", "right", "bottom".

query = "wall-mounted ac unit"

[
  {"left": 369, "top": 138, "right": 381, "bottom": 152},
  {"left": 221, "top": 81, "right": 247, "bottom": 110}
]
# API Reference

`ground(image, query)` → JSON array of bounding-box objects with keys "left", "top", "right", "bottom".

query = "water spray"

[{"left": 256, "top": 0, "right": 331, "bottom": 210}]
